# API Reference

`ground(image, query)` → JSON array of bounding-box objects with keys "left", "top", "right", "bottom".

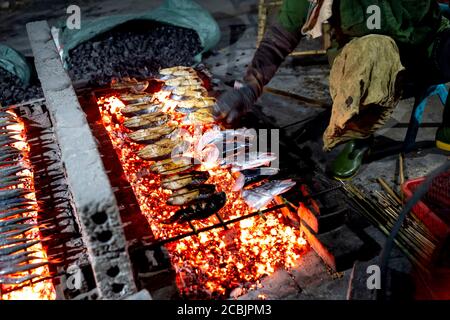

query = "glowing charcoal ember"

[
  {"left": 97, "top": 85, "right": 307, "bottom": 298},
  {"left": 0, "top": 111, "right": 55, "bottom": 300}
]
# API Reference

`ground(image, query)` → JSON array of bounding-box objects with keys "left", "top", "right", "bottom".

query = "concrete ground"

[{"left": 1, "top": 0, "right": 448, "bottom": 300}]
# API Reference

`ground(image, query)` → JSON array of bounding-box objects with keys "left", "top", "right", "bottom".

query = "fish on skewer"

[
  {"left": 0, "top": 274, "right": 40, "bottom": 285},
  {"left": 183, "top": 107, "right": 215, "bottom": 125},
  {"left": 137, "top": 138, "right": 186, "bottom": 161},
  {"left": 0, "top": 189, "right": 32, "bottom": 203},
  {"left": 164, "top": 78, "right": 202, "bottom": 87},
  {"left": 167, "top": 184, "right": 216, "bottom": 206},
  {"left": 119, "top": 93, "right": 153, "bottom": 105},
  {"left": 165, "top": 192, "right": 227, "bottom": 224},
  {"left": 121, "top": 103, "right": 162, "bottom": 117},
  {"left": 124, "top": 112, "right": 171, "bottom": 131},
  {"left": 159, "top": 66, "right": 197, "bottom": 77},
  {"left": 0, "top": 261, "right": 49, "bottom": 276},
  {"left": 0, "top": 240, "right": 40, "bottom": 257},
  {"left": 150, "top": 157, "right": 199, "bottom": 175},
  {"left": 161, "top": 171, "right": 210, "bottom": 191},
  {"left": 232, "top": 167, "right": 280, "bottom": 191},
  {"left": 128, "top": 126, "right": 177, "bottom": 144}
]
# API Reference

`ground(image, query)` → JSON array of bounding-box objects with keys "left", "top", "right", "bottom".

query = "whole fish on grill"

[
  {"left": 167, "top": 184, "right": 216, "bottom": 206},
  {"left": 0, "top": 250, "right": 35, "bottom": 263},
  {"left": 0, "top": 164, "right": 27, "bottom": 178},
  {"left": 232, "top": 167, "right": 280, "bottom": 191},
  {"left": 159, "top": 66, "right": 197, "bottom": 77},
  {"left": 128, "top": 126, "right": 177, "bottom": 144},
  {"left": 0, "top": 207, "right": 35, "bottom": 220},
  {"left": 119, "top": 93, "right": 153, "bottom": 105},
  {"left": 164, "top": 78, "right": 202, "bottom": 87},
  {"left": 0, "top": 176, "right": 24, "bottom": 189},
  {"left": 165, "top": 192, "right": 227, "bottom": 224},
  {"left": 0, "top": 216, "right": 34, "bottom": 227},
  {"left": 137, "top": 138, "right": 186, "bottom": 161},
  {"left": 121, "top": 103, "right": 162, "bottom": 117},
  {"left": 111, "top": 79, "right": 149, "bottom": 92},
  {"left": 0, "top": 261, "right": 49, "bottom": 276},
  {"left": 161, "top": 171, "right": 210, "bottom": 191},
  {"left": 124, "top": 112, "right": 171, "bottom": 131},
  {"left": 177, "top": 97, "right": 216, "bottom": 110},
  {"left": 184, "top": 108, "right": 215, "bottom": 125},
  {"left": 150, "top": 157, "right": 199, "bottom": 175},
  {"left": 0, "top": 189, "right": 31, "bottom": 201},
  {"left": 0, "top": 274, "right": 40, "bottom": 285},
  {"left": 0, "top": 240, "right": 39, "bottom": 257},
  {"left": 0, "top": 136, "right": 20, "bottom": 147}
]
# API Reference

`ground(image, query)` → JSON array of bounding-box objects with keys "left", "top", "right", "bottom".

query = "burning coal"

[{"left": 97, "top": 67, "right": 307, "bottom": 299}]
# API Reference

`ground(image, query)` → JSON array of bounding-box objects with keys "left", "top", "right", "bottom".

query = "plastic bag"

[
  {"left": 56, "top": 0, "right": 220, "bottom": 65},
  {"left": 0, "top": 44, "right": 31, "bottom": 85}
]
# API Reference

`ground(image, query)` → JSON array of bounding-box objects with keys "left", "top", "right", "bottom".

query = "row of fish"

[
  {"left": 114, "top": 67, "right": 227, "bottom": 224},
  {"left": 0, "top": 108, "right": 49, "bottom": 285}
]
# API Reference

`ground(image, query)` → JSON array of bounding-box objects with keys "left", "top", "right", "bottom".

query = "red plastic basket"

[{"left": 402, "top": 172, "right": 450, "bottom": 242}]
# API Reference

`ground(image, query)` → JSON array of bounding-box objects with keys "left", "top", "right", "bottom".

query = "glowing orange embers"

[
  {"left": 0, "top": 110, "right": 55, "bottom": 300},
  {"left": 97, "top": 69, "right": 307, "bottom": 298}
]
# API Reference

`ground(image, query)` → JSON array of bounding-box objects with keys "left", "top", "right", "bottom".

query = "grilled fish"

[
  {"left": 178, "top": 97, "right": 216, "bottom": 109},
  {"left": 119, "top": 93, "right": 153, "bottom": 105},
  {"left": 124, "top": 112, "right": 171, "bottom": 131},
  {"left": 167, "top": 184, "right": 216, "bottom": 206},
  {"left": 166, "top": 192, "right": 227, "bottom": 224},
  {"left": 137, "top": 138, "right": 186, "bottom": 161},
  {"left": 159, "top": 66, "right": 197, "bottom": 76},
  {"left": 232, "top": 167, "right": 280, "bottom": 191},
  {"left": 150, "top": 157, "right": 199, "bottom": 175},
  {"left": 184, "top": 108, "right": 215, "bottom": 124},
  {"left": 121, "top": 103, "right": 162, "bottom": 117},
  {"left": 164, "top": 78, "right": 202, "bottom": 87},
  {"left": 161, "top": 171, "right": 210, "bottom": 191},
  {"left": 128, "top": 126, "right": 177, "bottom": 144}
]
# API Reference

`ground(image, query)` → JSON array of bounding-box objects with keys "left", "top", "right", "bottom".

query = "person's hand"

[{"left": 213, "top": 83, "right": 257, "bottom": 126}]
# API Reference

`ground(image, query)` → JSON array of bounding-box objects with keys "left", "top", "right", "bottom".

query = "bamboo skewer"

[{"left": 343, "top": 183, "right": 437, "bottom": 270}]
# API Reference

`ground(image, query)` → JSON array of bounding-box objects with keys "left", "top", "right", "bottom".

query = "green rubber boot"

[
  {"left": 436, "top": 127, "right": 450, "bottom": 151},
  {"left": 330, "top": 138, "right": 372, "bottom": 180}
]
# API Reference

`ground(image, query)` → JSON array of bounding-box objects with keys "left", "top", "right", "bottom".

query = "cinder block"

[
  {"left": 301, "top": 223, "right": 365, "bottom": 272},
  {"left": 26, "top": 20, "right": 137, "bottom": 299}
]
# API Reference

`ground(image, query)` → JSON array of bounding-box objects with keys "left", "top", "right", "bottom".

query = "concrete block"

[
  {"left": 301, "top": 223, "right": 365, "bottom": 272},
  {"left": 26, "top": 20, "right": 137, "bottom": 299}
]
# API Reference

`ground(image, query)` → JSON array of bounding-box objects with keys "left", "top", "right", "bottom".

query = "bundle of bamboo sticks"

[{"left": 343, "top": 183, "right": 439, "bottom": 271}]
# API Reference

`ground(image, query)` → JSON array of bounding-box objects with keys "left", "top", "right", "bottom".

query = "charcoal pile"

[
  {"left": 68, "top": 22, "right": 203, "bottom": 86},
  {"left": 0, "top": 67, "right": 43, "bottom": 106}
]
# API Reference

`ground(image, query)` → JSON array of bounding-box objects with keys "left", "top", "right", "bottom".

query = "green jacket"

[{"left": 278, "top": 0, "right": 450, "bottom": 55}]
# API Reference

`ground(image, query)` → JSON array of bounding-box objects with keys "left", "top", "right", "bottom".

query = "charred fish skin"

[
  {"left": 167, "top": 184, "right": 216, "bottom": 206},
  {"left": 137, "top": 138, "right": 186, "bottom": 161},
  {"left": 128, "top": 126, "right": 176, "bottom": 145},
  {"left": 124, "top": 113, "right": 170, "bottom": 131},
  {"left": 161, "top": 171, "right": 210, "bottom": 190},
  {"left": 121, "top": 103, "right": 162, "bottom": 117},
  {"left": 167, "top": 192, "right": 227, "bottom": 224}
]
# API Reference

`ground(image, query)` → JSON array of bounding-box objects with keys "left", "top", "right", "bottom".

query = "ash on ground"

[
  {"left": 0, "top": 67, "right": 43, "bottom": 106},
  {"left": 68, "top": 21, "right": 203, "bottom": 86}
]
